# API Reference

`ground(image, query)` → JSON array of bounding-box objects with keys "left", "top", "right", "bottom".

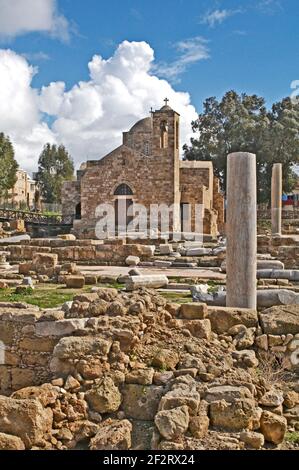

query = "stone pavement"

[{"left": 79, "top": 265, "right": 226, "bottom": 281}]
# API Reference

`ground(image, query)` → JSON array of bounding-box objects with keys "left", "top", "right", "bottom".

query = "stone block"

[
  {"left": 177, "top": 319, "right": 211, "bottom": 340},
  {"left": 122, "top": 384, "right": 164, "bottom": 421},
  {"left": 207, "top": 307, "right": 258, "bottom": 334},
  {"left": 125, "top": 256, "right": 140, "bottom": 266},
  {"left": 65, "top": 276, "right": 85, "bottom": 289},
  {"left": 180, "top": 303, "right": 208, "bottom": 320}
]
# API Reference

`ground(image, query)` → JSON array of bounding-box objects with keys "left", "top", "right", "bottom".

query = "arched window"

[
  {"left": 160, "top": 121, "right": 168, "bottom": 149},
  {"left": 114, "top": 184, "right": 133, "bottom": 196}
]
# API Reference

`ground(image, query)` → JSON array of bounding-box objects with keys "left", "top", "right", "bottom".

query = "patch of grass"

[
  {"left": 98, "top": 282, "right": 124, "bottom": 290},
  {"left": 160, "top": 291, "right": 192, "bottom": 304},
  {"left": 0, "top": 284, "right": 93, "bottom": 309},
  {"left": 285, "top": 432, "right": 299, "bottom": 444}
]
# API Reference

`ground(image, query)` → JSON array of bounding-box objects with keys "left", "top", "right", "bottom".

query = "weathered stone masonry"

[{"left": 62, "top": 103, "right": 224, "bottom": 238}]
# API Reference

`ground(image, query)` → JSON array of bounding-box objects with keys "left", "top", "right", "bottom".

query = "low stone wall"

[
  {"left": 3, "top": 239, "right": 155, "bottom": 265},
  {"left": 1, "top": 294, "right": 298, "bottom": 397},
  {"left": 0, "top": 304, "right": 59, "bottom": 395},
  {"left": 258, "top": 235, "right": 299, "bottom": 269},
  {"left": 0, "top": 290, "right": 298, "bottom": 450}
]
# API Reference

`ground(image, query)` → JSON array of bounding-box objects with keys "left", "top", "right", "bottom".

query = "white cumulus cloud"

[
  {"left": 0, "top": 41, "right": 199, "bottom": 174},
  {"left": 0, "top": 0, "right": 70, "bottom": 41}
]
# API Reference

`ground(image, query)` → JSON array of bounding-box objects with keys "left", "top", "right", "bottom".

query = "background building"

[{"left": 1, "top": 169, "right": 36, "bottom": 210}]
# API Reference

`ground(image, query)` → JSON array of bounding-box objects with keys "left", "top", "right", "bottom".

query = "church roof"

[
  {"left": 159, "top": 104, "right": 173, "bottom": 112},
  {"left": 129, "top": 117, "right": 152, "bottom": 133}
]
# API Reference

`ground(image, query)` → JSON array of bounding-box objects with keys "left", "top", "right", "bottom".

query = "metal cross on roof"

[{"left": 164, "top": 98, "right": 169, "bottom": 106}]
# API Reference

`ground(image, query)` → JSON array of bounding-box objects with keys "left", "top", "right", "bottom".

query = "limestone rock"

[
  {"left": 155, "top": 406, "right": 189, "bottom": 440},
  {"left": 89, "top": 299, "right": 108, "bottom": 317},
  {"left": 96, "top": 287, "right": 118, "bottom": 302},
  {"left": 159, "top": 387, "right": 200, "bottom": 416},
  {"left": 85, "top": 377, "right": 121, "bottom": 414},
  {"left": 240, "top": 431, "right": 264, "bottom": 449},
  {"left": 284, "top": 391, "right": 299, "bottom": 409},
  {"left": 207, "top": 307, "right": 258, "bottom": 334},
  {"left": 259, "top": 390, "right": 284, "bottom": 408},
  {"left": 125, "top": 368, "right": 154, "bottom": 385},
  {"left": 122, "top": 384, "right": 164, "bottom": 421},
  {"left": 12, "top": 383, "right": 60, "bottom": 406},
  {"left": 232, "top": 350, "right": 259, "bottom": 368},
  {"left": 125, "top": 256, "right": 140, "bottom": 267},
  {"left": 235, "top": 328, "right": 256, "bottom": 350},
  {"left": 255, "top": 334, "right": 268, "bottom": 351},
  {"left": 68, "top": 420, "right": 98, "bottom": 444},
  {"left": 0, "top": 433, "right": 25, "bottom": 450},
  {"left": 178, "top": 319, "right": 212, "bottom": 340},
  {"left": 35, "top": 318, "right": 88, "bottom": 337},
  {"left": 64, "top": 375, "right": 81, "bottom": 391},
  {"left": 153, "top": 371, "right": 174, "bottom": 386},
  {"left": 178, "top": 355, "right": 206, "bottom": 373},
  {"left": 53, "top": 336, "right": 112, "bottom": 360},
  {"left": 0, "top": 396, "right": 53, "bottom": 448},
  {"left": 152, "top": 349, "right": 179, "bottom": 371},
  {"left": 260, "top": 411, "right": 287, "bottom": 444},
  {"left": 210, "top": 399, "right": 256, "bottom": 431},
  {"left": 259, "top": 305, "right": 299, "bottom": 335},
  {"left": 65, "top": 276, "right": 85, "bottom": 289},
  {"left": 180, "top": 303, "right": 208, "bottom": 320},
  {"left": 205, "top": 385, "right": 253, "bottom": 403},
  {"left": 90, "top": 419, "right": 132, "bottom": 450},
  {"left": 189, "top": 415, "right": 210, "bottom": 439}
]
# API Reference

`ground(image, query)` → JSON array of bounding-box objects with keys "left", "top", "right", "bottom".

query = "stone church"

[{"left": 62, "top": 101, "right": 224, "bottom": 239}]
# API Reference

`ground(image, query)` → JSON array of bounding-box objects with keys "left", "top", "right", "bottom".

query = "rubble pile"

[{"left": 0, "top": 288, "right": 298, "bottom": 450}]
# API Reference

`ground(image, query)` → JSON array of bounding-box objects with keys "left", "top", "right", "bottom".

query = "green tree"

[
  {"left": 183, "top": 91, "right": 299, "bottom": 203},
  {"left": 0, "top": 133, "right": 18, "bottom": 199},
  {"left": 36, "top": 144, "right": 74, "bottom": 204}
]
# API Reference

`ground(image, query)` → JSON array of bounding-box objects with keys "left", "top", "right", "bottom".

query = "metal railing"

[{"left": 0, "top": 208, "right": 72, "bottom": 225}]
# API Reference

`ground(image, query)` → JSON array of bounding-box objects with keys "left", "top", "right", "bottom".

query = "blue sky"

[
  {"left": 0, "top": 0, "right": 298, "bottom": 172},
  {"left": 10, "top": 0, "right": 299, "bottom": 109}
]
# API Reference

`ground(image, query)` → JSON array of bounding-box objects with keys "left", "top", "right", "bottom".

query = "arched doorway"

[
  {"left": 114, "top": 184, "right": 134, "bottom": 235},
  {"left": 75, "top": 202, "right": 81, "bottom": 220}
]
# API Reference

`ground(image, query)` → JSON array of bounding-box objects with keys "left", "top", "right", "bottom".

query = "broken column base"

[
  {"left": 191, "top": 286, "right": 299, "bottom": 308},
  {"left": 125, "top": 275, "right": 169, "bottom": 291}
]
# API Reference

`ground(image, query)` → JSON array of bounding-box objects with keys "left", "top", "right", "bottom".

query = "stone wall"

[
  {"left": 61, "top": 181, "right": 81, "bottom": 220},
  {"left": 0, "top": 304, "right": 58, "bottom": 395},
  {"left": 0, "top": 290, "right": 298, "bottom": 450},
  {"left": 4, "top": 239, "right": 155, "bottom": 265},
  {"left": 1, "top": 296, "right": 298, "bottom": 398},
  {"left": 258, "top": 235, "right": 299, "bottom": 269}
]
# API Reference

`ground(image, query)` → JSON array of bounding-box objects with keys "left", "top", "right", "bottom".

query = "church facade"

[{"left": 62, "top": 101, "right": 224, "bottom": 239}]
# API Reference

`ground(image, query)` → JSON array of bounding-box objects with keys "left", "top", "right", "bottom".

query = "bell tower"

[
  {"left": 152, "top": 98, "right": 180, "bottom": 160},
  {"left": 152, "top": 99, "right": 181, "bottom": 231}
]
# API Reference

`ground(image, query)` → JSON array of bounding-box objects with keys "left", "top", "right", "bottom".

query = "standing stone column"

[
  {"left": 271, "top": 163, "right": 282, "bottom": 236},
  {"left": 226, "top": 152, "right": 257, "bottom": 309}
]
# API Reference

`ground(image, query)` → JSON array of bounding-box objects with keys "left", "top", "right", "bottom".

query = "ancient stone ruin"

[{"left": 0, "top": 136, "right": 298, "bottom": 452}]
